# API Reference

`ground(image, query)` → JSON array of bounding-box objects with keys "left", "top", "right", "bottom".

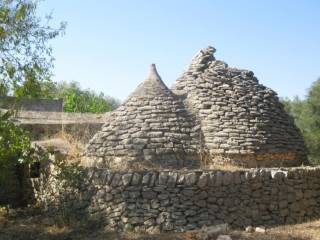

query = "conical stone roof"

[
  {"left": 85, "top": 64, "right": 200, "bottom": 169},
  {"left": 172, "top": 47, "right": 307, "bottom": 167}
]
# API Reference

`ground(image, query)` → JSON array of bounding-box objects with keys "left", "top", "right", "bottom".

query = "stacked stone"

[
  {"left": 172, "top": 47, "right": 307, "bottom": 167},
  {"left": 36, "top": 167, "right": 320, "bottom": 232},
  {"left": 85, "top": 64, "right": 200, "bottom": 169}
]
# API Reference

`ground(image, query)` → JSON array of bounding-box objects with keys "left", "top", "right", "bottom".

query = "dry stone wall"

[
  {"left": 0, "top": 96, "right": 63, "bottom": 112},
  {"left": 35, "top": 167, "right": 320, "bottom": 233},
  {"left": 11, "top": 111, "right": 108, "bottom": 142}
]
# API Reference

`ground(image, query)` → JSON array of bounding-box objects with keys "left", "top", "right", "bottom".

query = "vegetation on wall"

[
  {"left": 282, "top": 78, "right": 320, "bottom": 164},
  {"left": 0, "top": 110, "right": 48, "bottom": 206},
  {"left": 0, "top": 110, "right": 32, "bottom": 183}
]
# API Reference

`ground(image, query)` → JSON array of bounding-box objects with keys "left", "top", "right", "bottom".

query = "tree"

[
  {"left": 50, "top": 81, "right": 120, "bottom": 113},
  {"left": 0, "top": 0, "right": 66, "bottom": 96},
  {"left": 282, "top": 79, "right": 320, "bottom": 164},
  {"left": 302, "top": 79, "right": 320, "bottom": 163},
  {"left": 0, "top": 0, "right": 64, "bottom": 205}
]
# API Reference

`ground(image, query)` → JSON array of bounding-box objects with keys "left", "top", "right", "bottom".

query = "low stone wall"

[
  {"left": 21, "top": 123, "right": 103, "bottom": 143},
  {"left": 0, "top": 96, "right": 63, "bottom": 112},
  {"left": 11, "top": 111, "right": 109, "bottom": 142},
  {"left": 34, "top": 167, "right": 320, "bottom": 233}
]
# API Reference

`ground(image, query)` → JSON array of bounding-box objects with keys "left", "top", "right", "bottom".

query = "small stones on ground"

[
  {"left": 199, "top": 223, "right": 229, "bottom": 240},
  {"left": 216, "top": 235, "right": 232, "bottom": 240},
  {"left": 245, "top": 226, "right": 254, "bottom": 233},
  {"left": 255, "top": 226, "right": 266, "bottom": 233}
]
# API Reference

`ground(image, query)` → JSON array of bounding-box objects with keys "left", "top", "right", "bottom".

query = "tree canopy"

[
  {"left": 282, "top": 79, "right": 320, "bottom": 164},
  {"left": 0, "top": 0, "right": 66, "bottom": 96},
  {"left": 49, "top": 81, "right": 120, "bottom": 113}
]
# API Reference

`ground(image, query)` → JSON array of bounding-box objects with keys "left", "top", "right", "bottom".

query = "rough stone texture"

[
  {"left": 85, "top": 64, "right": 200, "bottom": 169},
  {"left": 172, "top": 47, "right": 307, "bottom": 167},
  {"left": 85, "top": 47, "right": 307, "bottom": 168},
  {"left": 35, "top": 167, "right": 320, "bottom": 232}
]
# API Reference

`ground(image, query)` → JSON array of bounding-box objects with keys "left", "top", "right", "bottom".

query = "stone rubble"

[
  {"left": 216, "top": 235, "right": 232, "bottom": 240},
  {"left": 255, "top": 226, "right": 266, "bottom": 233},
  {"left": 199, "top": 223, "right": 229, "bottom": 240}
]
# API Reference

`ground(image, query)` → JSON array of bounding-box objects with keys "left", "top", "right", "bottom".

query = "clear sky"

[{"left": 39, "top": 0, "right": 320, "bottom": 101}]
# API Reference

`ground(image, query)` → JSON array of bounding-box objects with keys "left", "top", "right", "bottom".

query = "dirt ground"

[{"left": 1, "top": 207, "right": 320, "bottom": 240}]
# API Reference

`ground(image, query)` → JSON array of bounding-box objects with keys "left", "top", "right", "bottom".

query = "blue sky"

[{"left": 39, "top": 0, "right": 320, "bottom": 101}]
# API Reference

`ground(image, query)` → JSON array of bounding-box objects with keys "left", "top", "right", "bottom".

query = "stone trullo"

[
  {"left": 172, "top": 47, "right": 307, "bottom": 167},
  {"left": 84, "top": 64, "right": 201, "bottom": 169},
  {"left": 85, "top": 47, "right": 307, "bottom": 169}
]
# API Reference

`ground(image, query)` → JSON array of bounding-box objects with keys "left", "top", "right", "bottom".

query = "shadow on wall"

[{"left": 0, "top": 164, "right": 37, "bottom": 207}]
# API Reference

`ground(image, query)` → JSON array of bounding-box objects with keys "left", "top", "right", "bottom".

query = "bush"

[
  {"left": 282, "top": 79, "right": 320, "bottom": 164},
  {"left": 0, "top": 110, "right": 33, "bottom": 183}
]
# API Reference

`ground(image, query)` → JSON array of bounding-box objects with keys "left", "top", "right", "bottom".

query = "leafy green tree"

[
  {"left": 302, "top": 79, "right": 320, "bottom": 163},
  {"left": 0, "top": 0, "right": 64, "bottom": 205},
  {"left": 53, "top": 81, "right": 119, "bottom": 113},
  {"left": 281, "top": 96, "right": 306, "bottom": 120},
  {"left": 282, "top": 79, "right": 320, "bottom": 164},
  {"left": 0, "top": 0, "right": 66, "bottom": 96}
]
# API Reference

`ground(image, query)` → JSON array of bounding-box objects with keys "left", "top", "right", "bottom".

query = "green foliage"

[
  {"left": 49, "top": 81, "right": 120, "bottom": 113},
  {"left": 58, "top": 81, "right": 112, "bottom": 113},
  {"left": 0, "top": 79, "right": 9, "bottom": 96},
  {"left": 0, "top": 0, "right": 66, "bottom": 96},
  {"left": 13, "top": 73, "right": 56, "bottom": 98},
  {"left": 282, "top": 79, "right": 320, "bottom": 164},
  {"left": 303, "top": 80, "right": 320, "bottom": 163},
  {"left": 0, "top": 110, "right": 32, "bottom": 182}
]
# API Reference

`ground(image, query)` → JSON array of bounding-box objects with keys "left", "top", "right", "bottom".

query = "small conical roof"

[
  {"left": 172, "top": 47, "right": 307, "bottom": 167},
  {"left": 85, "top": 64, "right": 200, "bottom": 169},
  {"left": 128, "top": 64, "right": 170, "bottom": 99}
]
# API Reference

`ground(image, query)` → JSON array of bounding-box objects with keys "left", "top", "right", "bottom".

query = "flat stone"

[
  {"left": 142, "top": 190, "right": 157, "bottom": 199},
  {"left": 159, "top": 172, "right": 168, "bottom": 185},
  {"left": 217, "top": 235, "right": 232, "bottom": 240},
  {"left": 245, "top": 226, "right": 254, "bottom": 233},
  {"left": 185, "top": 172, "right": 197, "bottom": 186},
  {"left": 199, "top": 224, "right": 229, "bottom": 240},
  {"left": 197, "top": 173, "right": 208, "bottom": 188},
  {"left": 131, "top": 173, "right": 142, "bottom": 185},
  {"left": 122, "top": 173, "right": 132, "bottom": 186},
  {"left": 255, "top": 226, "right": 266, "bottom": 233}
]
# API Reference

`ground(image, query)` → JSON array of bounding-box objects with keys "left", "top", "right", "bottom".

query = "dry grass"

[
  {"left": 32, "top": 130, "right": 84, "bottom": 164},
  {"left": 53, "top": 131, "right": 85, "bottom": 160},
  {"left": 1, "top": 207, "right": 320, "bottom": 240},
  {"left": 205, "top": 163, "right": 247, "bottom": 171}
]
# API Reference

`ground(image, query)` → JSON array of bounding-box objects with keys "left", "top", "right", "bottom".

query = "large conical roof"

[
  {"left": 85, "top": 64, "right": 200, "bottom": 169},
  {"left": 172, "top": 47, "right": 307, "bottom": 167}
]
